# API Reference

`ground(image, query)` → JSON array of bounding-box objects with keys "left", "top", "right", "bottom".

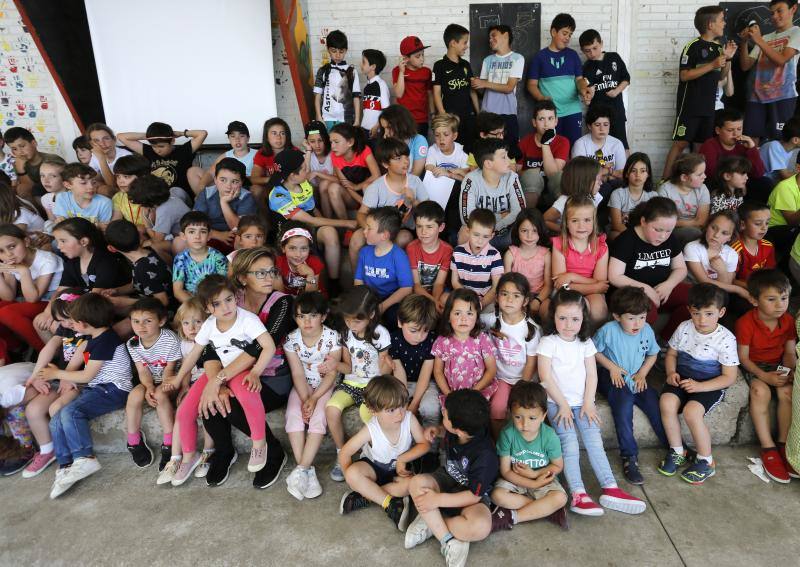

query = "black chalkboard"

[
  {"left": 469, "top": 3, "right": 541, "bottom": 137},
  {"left": 16, "top": 0, "right": 104, "bottom": 128}
]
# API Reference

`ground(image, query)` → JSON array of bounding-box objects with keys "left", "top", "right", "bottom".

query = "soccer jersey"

[
  {"left": 432, "top": 56, "right": 475, "bottom": 118},
  {"left": 313, "top": 61, "right": 361, "bottom": 123},
  {"left": 735, "top": 310, "right": 796, "bottom": 364},
  {"left": 361, "top": 76, "right": 391, "bottom": 131},
  {"left": 583, "top": 52, "right": 630, "bottom": 122},
  {"left": 730, "top": 237, "right": 776, "bottom": 281},
  {"left": 479, "top": 51, "right": 525, "bottom": 115},
  {"left": 269, "top": 181, "right": 316, "bottom": 218},
  {"left": 676, "top": 38, "right": 723, "bottom": 117},
  {"left": 528, "top": 47, "right": 583, "bottom": 117}
]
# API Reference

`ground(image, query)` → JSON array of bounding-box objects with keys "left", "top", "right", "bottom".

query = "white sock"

[
  {"left": 169, "top": 455, "right": 181, "bottom": 461},
  {"left": 697, "top": 454, "right": 712, "bottom": 463},
  {"left": 671, "top": 446, "right": 684, "bottom": 455},
  {"left": 40, "top": 442, "right": 54, "bottom": 454}
]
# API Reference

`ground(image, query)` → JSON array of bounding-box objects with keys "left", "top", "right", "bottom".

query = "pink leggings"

[
  {"left": 0, "top": 300, "right": 47, "bottom": 351},
  {"left": 175, "top": 371, "right": 266, "bottom": 453}
]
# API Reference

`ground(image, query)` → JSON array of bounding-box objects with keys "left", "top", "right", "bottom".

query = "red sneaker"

[
  {"left": 569, "top": 492, "right": 604, "bottom": 516},
  {"left": 343, "top": 230, "right": 353, "bottom": 247},
  {"left": 599, "top": 487, "right": 647, "bottom": 514},
  {"left": 761, "top": 448, "right": 790, "bottom": 483},
  {"left": 778, "top": 446, "right": 799, "bottom": 479}
]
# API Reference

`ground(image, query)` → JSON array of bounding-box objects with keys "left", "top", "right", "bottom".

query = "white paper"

[{"left": 422, "top": 171, "right": 456, "bottom": 210}]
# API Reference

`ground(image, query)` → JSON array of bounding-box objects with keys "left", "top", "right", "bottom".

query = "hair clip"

[{"left": 58, "top": 293, "right": 80, "bottom": 302}]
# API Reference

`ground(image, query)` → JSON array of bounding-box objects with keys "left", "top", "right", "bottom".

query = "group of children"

[{"left": 3, "top": 5, "right": 800, "bottom": 567}]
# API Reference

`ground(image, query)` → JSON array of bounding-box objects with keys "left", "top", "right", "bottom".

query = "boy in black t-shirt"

[
  {"left": 662, "top": 6, "right": 737, "bottom": 178},
  {"left": 433, "top": 24, "right": 480, "bottom": 152},
  {"left": 118, "top": 122, "right": 208, "bottom": 197},
  {"left": 405, "top": 389, "right": 498, "bottom": 566},
  {"left": 579, "top": 29, "right": 631, "bottom": 150}
]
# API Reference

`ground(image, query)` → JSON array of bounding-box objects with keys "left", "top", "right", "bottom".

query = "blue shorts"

[
  {"left": 672, "top": 114, "right": 713, "bottom": 143},
  {"left": 358, "top": 457, "right": 396, "bottom": 486},
  {"left": 744, "top": 98, "right": 797, "bottom": 140},
  {"left": 556, "top": 112, "right": 583, "bottom": 146}
]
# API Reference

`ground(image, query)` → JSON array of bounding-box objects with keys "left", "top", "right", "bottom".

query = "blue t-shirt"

[
  {"left": 193, "top": 186, "right": 257, "bottom": 231},
  {"left": 593, "top": 320, "right": 659, "bottom": 383},
  {"left": 172, "top": 248, "right": 229, "bottom": 293},
  {"left": 407, "top": 135, "right": 428, "bottom": 170},
  {"left": 760, "top": 140, "right": 798, "bottom": 179},
  {"left": 225, "top": 148, "right": 258, "bottom": 176},
  {"left": 54, "top": 192, "right": 113, "bottom": 224},
  {"left": 527, "top": 47, "right": 583, "bottom": 118},
  {"left": 268, "top": 181, "right": 316, "bottom": 219},
  {"left": 354, "top": 244, "right": 413, "bottom": 299}
]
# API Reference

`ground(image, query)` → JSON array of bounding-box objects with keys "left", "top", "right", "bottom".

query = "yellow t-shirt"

[
  {"left": 467, "top": 153, "right": 517, "bottom": 169},
  {"left": 112, "top": 191, "right": 144, "bottom": 226}
]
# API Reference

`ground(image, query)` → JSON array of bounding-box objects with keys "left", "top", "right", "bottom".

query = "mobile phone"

[{"left": 777, "top": 365, "right": 791, "bottom": 377}]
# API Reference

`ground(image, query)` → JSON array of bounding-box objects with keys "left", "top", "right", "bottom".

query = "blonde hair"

[
  {"left": 229, "top": 246, "right": 278, "bottom": 289},
  {"left": 173, "top": 297, "right": 208, "bottom": 340},
  {"left": 430, "top": 113, "right": 460, "bottom": 134},
  {"left": 560, "top": 194, "right": 599, "bottom": 253}
]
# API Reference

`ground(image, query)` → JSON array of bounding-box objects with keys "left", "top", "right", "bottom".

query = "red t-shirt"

[
  {"left": 735, "top": 309, "right": 796, "bottom": 364},
  {"left": 406, "top": 238, "right": 453, "bottom": 292},
  {"left": 698, "top": 137, "right": 766, "bottom": 178},
  {"left": 518, "top": 133, "right": 570, "bottom": 171},
  {"left": 331, "top": 146, "right": 373, "bottom": 184},
  {"left": 254, "top": 146, "right": 300, "bottom": 177},
  {"left": 730, "top": 237, "right": 776, "bottom": 281},
  {"left": 392, "top": 65, "right": 432, "bottom": 124},
  {"left": 276, "top": 254, "right": 327, "bottom": 297}
]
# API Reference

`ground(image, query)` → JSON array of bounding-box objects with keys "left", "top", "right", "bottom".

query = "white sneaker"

[
  {"left": 157, "top": 458, "right": 181, "bottom": 485},
  {"left": 286, "top": 466, "right": 308, "bottom": 501},
  {"left": 441, "top": 538, "right": 469, "bottom": 567},
  {"left": 330, "top": 462, "right": 344, "bottom": 482},
  {"left": 303, "top": 466, "right": 322, "bottom": 499},
  {"left": 194, "top": 450, "right": 215, "bottom": 478},
  {"left": 49, "top": 467, "right": 75, "bottom": 500},
  {"left": 65, "top": 457, "right": 101, "bottom": 483},
  {"left": 404, "top": 514, "right": 433, "bottom": 549}
]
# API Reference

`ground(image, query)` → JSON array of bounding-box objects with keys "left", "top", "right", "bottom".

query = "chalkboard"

[
  {"left": 469, "top": 3, "right": 541, "bottom": 138},
  {"left": 17, "top": 0, "right": 104, "bottom": 128}
]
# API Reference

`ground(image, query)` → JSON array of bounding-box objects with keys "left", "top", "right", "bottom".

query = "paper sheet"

[{"left": 422, "top": 171, "right": 456, "bottom": 210}]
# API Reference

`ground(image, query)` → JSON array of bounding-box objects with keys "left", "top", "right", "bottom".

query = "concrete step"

[{"left": 90, "top": 371, "right": 755, "bottom": 455}]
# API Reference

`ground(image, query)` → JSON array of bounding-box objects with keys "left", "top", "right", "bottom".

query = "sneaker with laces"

[
  {"left": 22, "top": 451, "right": 56, "bottom": 478},
  {"left": 127, "top": 431, "right": 153, "bottom": 468},
  {"left": 441, "top": 538, "right": 469, "bottom": 567},
  {"left": 303, "top": 466, "right": 322, "bottom": 499},
  {"left": 404, "top": 514, "right": 433, "bottom": 549},
  {"left": 761, "top": 448, "right": 790, "bottom": 483},
  {"left": 680, "top": 459, "right": 715, "bottom": 485},
  {"left": 330, "top": 461, "right": 345, "bottom": 482},
  {"left": 157, "top": 458, "right": 180, "bottom": 485},
  {"left": 194, "top": 450, "right": 215, "bottom": 478},
  {"left": 158, "top": 444, "right": 171, "bottom": 472},
  {"left": 490, "top": 506, "right": 514, "bottom": 532},
  {"left": 385, "top": 496, "right": 410, "bottom": 531},
  {"left": 658, "top": 449, "right": 687, "bottom": 476},
  {"left": 286, "top": 466, "right": 308, "bottom": 501},
  {"left": 171, "top": 454, "right": 201, "bottom": 486},
  {"left": 547, "top": 506, "right": 569, "bottom": 530},
  {"left": 0, "top": 448, "right": 34, "bottom": 476},
  {"left": 64, "top": 457, "right": 101, "bottom": 484},
  {"left": 253, "top": 443, "right": 286, "bottom": 489},
  {"left": 207, "top": 450, "right": 238, "bottom": 487},
  {"left": 599, "top": 487, "right": 646, "bottom": 514},
  {"left": 778, "top": 445, "right": 799, "bottom": 479},
  {"left": 569, "top": 492, "right": 604, "bottom": 516},
  {"left": 622, "top": 457, "right": 644, "bottom": 485},
  {"left": 248, "top": 445, "right": 267, "bottom": 472},
  {"left": 50, "top": 467, "right": 75, "bottom": 499},
  {"left": 340, "top": 490, "right": 371, "bottom": 515}
]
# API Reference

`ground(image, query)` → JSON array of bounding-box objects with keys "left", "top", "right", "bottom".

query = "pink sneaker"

[
  {"left": 248, "top": 446, "right": 267, "bottom": 472},
  {"left": 569, "top": 492, "right": 604, "bottom": 516},
  {"left": 599, "top": 487, "right": 647, "bottom": 514},
  {"left": 22, "top": 451, "right": 55, "bottom": 479}
]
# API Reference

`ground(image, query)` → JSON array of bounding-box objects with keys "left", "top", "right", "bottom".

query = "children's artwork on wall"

[
  {"left": 0, "top": 1, "right": 62, "bottom": 153},
  {"left": 469, "top": 3, "right": 541, "bottom": 138}
]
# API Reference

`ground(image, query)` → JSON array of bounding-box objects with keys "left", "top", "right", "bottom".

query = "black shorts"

[
  {"left": 359, "top": 457, "right": 396, "bottom": 486},
  {"left": 662, "top": 383, "right": 726, "bottom": 415},
  {"left": 610, "top": 115, "right": 629, "bottom": 149},
  {"left": 744, "top": 98, "right": 797, "bottom": 140},
  {"left": 431, "top": 467, "right": 492, "bottom": 517},
  {"left": 672, "top": 114, "right": 714, "bottom": 143}
]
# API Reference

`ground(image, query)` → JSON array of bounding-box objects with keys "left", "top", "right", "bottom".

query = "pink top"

[
  {"left": 431, "top": 332, "right": 498, "bottom": 401},
  {"left": 551, "top": 234, "right": 608, "bottom": 279},
  {"left": 508, "top": 245, "right": 547, "bottom": 294}
]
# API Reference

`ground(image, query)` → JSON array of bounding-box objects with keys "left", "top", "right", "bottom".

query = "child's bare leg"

[
  {"left": 125, "top": 384, "right": 146, "bottom": 437},
  {"left": 317, "top": 226, "right": 342, "bottom": 280},
  {"left": 202, "top": 429, "right": 214, "bottom": 451},
  {"left": 444, "top": 502, "right": 492, "bottom": 542},
  {"left": 319, "top": 179, "right": 334, "bottom": 218},
  {"left": 750, "top": 380, "right": 775, "bottom": 447},
  {"left": 24, "top": 390, "right": 58, "bottom": 446},
  {"left": 325, "top": 406, "right": 346, "bottom": 449},
  {"left": 409, "top": 474, "right": 449, "bottom": 540},
  {"left": 682, "top": 401, "right": 711, "bottom": 456},
  {"left": 492, "top": 487, "right": 567, "bottom": 522},
  {"left": 659, "top": 393, "right": 683, "bottom": 448},
  {"left": 344, "top": 461, "right": 388, "bottom": 504},
  {"left": 776, "top": 384, "right": 793, "bottom": 443},
  {"left": 154, "top": 386, "right": 176, "bottom": 443},
  {"left": 348, "top": 229, "right": 366, "bottom": 272},
  {"left": 171, "top": 421, "right": 183, "bottom": 457},
  {"left": 288, "top": 431, "right": 306, "bottom": 465},
  {"left": 586, "top": 294, "right": 608, "bottom": 326},
  {"left": 300, "top": 432, "right": 324, "bottom": 467},
  {"left": 327, "top": 182, "right": 351, "bottom": 220},
  {"left": 382, "top": 476, "right": 413, "bottom": 498}
]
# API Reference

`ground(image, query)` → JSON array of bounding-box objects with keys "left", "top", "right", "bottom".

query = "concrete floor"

[{"left": 0, "top": 446, "right": 797, "bottom": 567}]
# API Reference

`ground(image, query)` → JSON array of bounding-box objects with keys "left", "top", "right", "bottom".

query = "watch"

[{"left": 306, "top": 276, "right": 318, "bottom": 285}]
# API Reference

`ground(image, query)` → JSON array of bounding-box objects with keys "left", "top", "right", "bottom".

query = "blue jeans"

[
  {"left": 597, "top": 367, "right": 668, "bottom": 459},
  {"left": 547, "top": 402, "right": 616, "bottom": 494},
  {"left": 50, "top": 384, "right": 128, "bottom": 465}
]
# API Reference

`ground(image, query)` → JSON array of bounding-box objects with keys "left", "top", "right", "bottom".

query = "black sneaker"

[
  {"left": 127, "top": 432, "right": 153, "bottom": 468},
  {"left": 490, "top": 506, "right": 514, "bottom": 532},
  {"left": 206, "top": 450, "right": 237, "bottom": 487},
  {"left": 623, "top": 457, "right": 644, "bottom": 485},
  {"left": 340, "top": 491, "right": 371, "bottom": 515},
  {"left": 385, "top": 496, "right": 410, "bottom": 531},
  {"left": 546, "top": 506, "right": 569, "bottom": 531},
  {"left": 0, "top": 449, "right": 34, "bottom": 476},
  {"left": 658, "top": 449, "right": 687, "bottom": 476},
  {"left": 158, "top": 444, "right": 171, "bottom": 472},
  {"left": 252, "top": 442, "right": 287, "bottom": 489}
]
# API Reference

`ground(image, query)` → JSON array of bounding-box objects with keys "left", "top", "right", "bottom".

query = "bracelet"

[
  {"left": 15, "top": 170, "right": 26, "bottom": 176},
  {"left": 532, "top": 296, "right": 542, "bottom": 304}
]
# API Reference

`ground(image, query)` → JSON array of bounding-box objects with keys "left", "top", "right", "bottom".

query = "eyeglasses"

[{"left": 247, "top": 268, "right": 279, "bottom": 279}]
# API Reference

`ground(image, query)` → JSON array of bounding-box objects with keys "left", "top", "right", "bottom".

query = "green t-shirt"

[
  {"left": 496, "top": 421, "right": 562, "bottom": 470},
  {"left": 768, "top": 175, "right": 800, "bottom": 227}
]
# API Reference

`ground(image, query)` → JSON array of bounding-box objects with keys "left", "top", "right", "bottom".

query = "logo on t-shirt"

[{"left": 633, "top": 250, "right": 672, "bottom": 270}]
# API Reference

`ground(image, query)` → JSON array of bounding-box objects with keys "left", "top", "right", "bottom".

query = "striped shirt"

[
  {"left": 85, "top": 329, "right": 134, "bottom": 392},
  {"left": 127, "top": 329, "right": 182, "bottom": 384},
  {"left": 451, "top": 242, "right": 503, "bottom": 297}
]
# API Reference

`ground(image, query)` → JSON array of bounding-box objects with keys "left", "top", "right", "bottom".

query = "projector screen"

[{"left": 84, "top": 0, "right": 277, "bottom": 145}]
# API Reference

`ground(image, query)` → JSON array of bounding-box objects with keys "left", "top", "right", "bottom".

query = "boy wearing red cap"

[{"left": 392, "top": 36, "right": 434, "bottom": 136}]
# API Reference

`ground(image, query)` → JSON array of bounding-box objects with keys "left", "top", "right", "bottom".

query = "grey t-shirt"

[
  {"left": 362, "top": 174, "right": 428, "bottom": 229},
  {"left": 657, "top": 182, "right": 710, "bottom": 221},
  {"left": 154, "top": 195, "right": 191, "bottom": 236},
  {"left": 608, "top": 187, "right": 655, "bottom": 224},
  {"left": 459, "top": 169, "right": 526, "bottom": 233}
]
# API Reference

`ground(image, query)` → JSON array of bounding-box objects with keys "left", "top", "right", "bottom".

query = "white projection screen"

[{"left": 84, "top": 0, "right": 277, "bottom": 145}]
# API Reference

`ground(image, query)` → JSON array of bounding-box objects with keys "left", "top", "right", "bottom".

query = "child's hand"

[
  {"left": 679, "top": 378, "right": 704, "bottom": 393},
  {"left": 395, "top": 458, "right": 411, "bottom": 477},
  {"left": 57, "top": 380, "right": 77, "bottom": 394},
  {"left": 177, "top": 384, "right": 189, "bottom": 405},
  {"left": 632, "top": 372, "right": 648, "bottom": 393},
  {"left": 398, "top": 56, "right": 407, "bottom": 72},
  {"left": 100, "top": 288, "right": 117, "bottom": 297},
  {"left": 580, "top": 402, "right": 601, "bottom": 426},
  {"left": 666, "top": 372, "right": 681, "bottom": 387},
  {"left": 295, "top": 262, "right": 315, "bottom": 277},
  {"left": 552, "top": 273, "right": 573, "bottom": 289},
  {"left": 555, "top": 404, "right": 574, "bottom": 429},
  {"left": 723, "top": 40, "right": 738, "bottom": 59},
  {"left": 413, "top": 487, "right": 439, "bottom": 513},
  {"left": 317, "top": 355, "right": 337, "bottom": 376},
  {"left": 36, "top": 363, "right": 59, "bottom": 381},
  {"left": 533, "top": 469, "right": 556, "bottom": 487},
  {"left": 511, "top": 461, "right": 536, "bottom": 479},
  {"left": 432, "top": 166, "right": 447, "bottom": 178},
  {"left": 302, "top": 139, "right": 312, "bottom": 152},
  {"left": 301, "top": 397, "right": 316, "bottom": 421},
  {"left": 27, "top": 378, "right": 50, "bottom": 395},
  {"left": 748, "top": 24, "right": 762, "bottom": 42},
  {"left": 653, "top": 282, "right": 673, "bottom": 305},
  {"left": 761, "top": 370, "right": 789, "bottom": 387},
  {"left": 145, "top": 386, "right": 158, "bottom": 407},
  {"left": 738, "top": 134, "right": 756, "bottom": 148},
  {"left": 610, "top": 365, "right": 627, "bottom": 388},
  {"left": 243, "top": 370, "right": 262, "bottom": 392}
]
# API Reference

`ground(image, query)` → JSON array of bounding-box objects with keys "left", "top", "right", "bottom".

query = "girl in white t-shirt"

[
  {"left": 169, "top": 275, "right": 276, "bottom": 486},
  {"left": 537, "top": 288, "right": 645, "bottom": 517},
  {"left": 0, "top": 182, "right": 44, "bottom": 233},
  {"left": 683, "top": 210, "right": 751, "bottom": 303},
  {"left": 303, "top": 121, "right": 336, "bottom": 200},
  {"left": 0, "top": 224, "right": 63, "bottom": 352},
  {"left": 482, "top": 272, "right": 540, "bottom": 437}
]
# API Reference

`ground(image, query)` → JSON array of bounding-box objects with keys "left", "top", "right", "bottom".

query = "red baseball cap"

[{"left": 400, "top": 36, "right": 429, "bottom": 56}]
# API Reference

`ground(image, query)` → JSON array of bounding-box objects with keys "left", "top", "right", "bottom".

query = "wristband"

[
  {"left": 15, "top": 170, "right": 26, "bottom": 176},
  {"left": 183, "top": 129, "right": 188, "bottom": 137}
]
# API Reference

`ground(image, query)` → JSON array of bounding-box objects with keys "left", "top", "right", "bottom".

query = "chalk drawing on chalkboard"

[{"left": 479, "top": 15, "right": 501, "bottom": 29}]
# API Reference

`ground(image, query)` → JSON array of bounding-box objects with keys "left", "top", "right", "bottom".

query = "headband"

[
  {"left": 58, "top": 293, "right": 80, "bottom": 302},
  {"left": 281, "top": 227, "right": 313, "bottom": 243},
  {"left": 307, "top": 129, "right": 321, "bottom": 135}
]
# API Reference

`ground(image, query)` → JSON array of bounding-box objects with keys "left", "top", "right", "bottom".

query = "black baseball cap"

[
  {"left": 226, "top": 121, "right": 249, "bottom": 136},
  {"left": 273, "top": 148, "right": 306, "bottom": 183}
]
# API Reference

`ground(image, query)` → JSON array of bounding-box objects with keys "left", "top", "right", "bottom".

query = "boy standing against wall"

[
  {"left": 393, "top": 37, "right": 434, "bottom": 136},
  {"left": 314, "top": 30, "right": 362, "bottom": 129}
]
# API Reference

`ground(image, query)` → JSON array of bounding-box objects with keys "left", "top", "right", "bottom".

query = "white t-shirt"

[
  {"left": 13, "top": 200, "right": 45, "bottom": 233},
  {"left": 283, "top": 326, "right": 341, "bottom": 389},
  {"left": 88, "top": 147, "right": 132, "bottom": 174},
  {"left": 571, "top": 134, "right": 626, "bottom": 173},
  {"left": 361, "top": 411, "right": 413, "bottom": 468},
  {"left": 668, "top": 320, "right": 740, "bottom": 367},
  {"left": 683, "top": 240, "right": 738, "bottom": 281},
  {"left": 481, "top": 313, "right": 540, "bottom": 384},
  {"left": 344, "top": 325, "right": 391, "bottom": 385},
  {"left": 309, "top": 152, "right": 333, "bottom": 175},
  {"left": 426, "top": 143, "right": 468, "bottom": 169},
  {"left": 12, "top": 249, "right": 63, "bottom": 300},
  {"left": 41, "top": 192, "right": 61, "bottom": 220},
  {"left": 194, "top": 307, "right": 267, "bottom": 367},
  {"left": 536, "top": 334, "right": 597, "bottom": 407}
]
